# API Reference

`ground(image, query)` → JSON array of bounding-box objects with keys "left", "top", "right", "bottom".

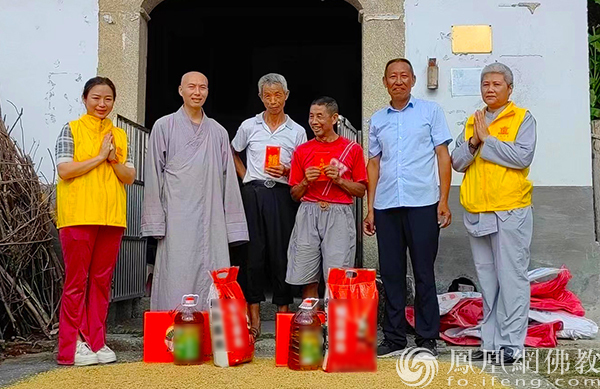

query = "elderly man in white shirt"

[{"left": 232, "top": 73, "right": 307, "bottom": 339}]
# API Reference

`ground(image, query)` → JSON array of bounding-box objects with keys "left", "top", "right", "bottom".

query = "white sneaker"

[
  {"left": 74, "top": 341, "right": 99, "bottom": 366},
  {"left": 96, "top": 345, "right": 117, "bottom": 364}
]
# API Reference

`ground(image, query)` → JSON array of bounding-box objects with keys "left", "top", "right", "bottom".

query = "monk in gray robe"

[
  {"left": 452, "top": 63, "right": 536, "bottom": 365},
  {"left": 142, "top": 71, "right": 249, "bottom": 311}
]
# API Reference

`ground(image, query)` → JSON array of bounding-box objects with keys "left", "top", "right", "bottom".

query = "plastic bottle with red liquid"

[
  {"left": 173, "top": 294, "right": 204, "bottom": 365},
  {"left": 288, "top": 298, "right": 323, "bottom": 370}
]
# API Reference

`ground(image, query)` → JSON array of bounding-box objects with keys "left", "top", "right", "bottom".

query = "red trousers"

[{"left": 57, "top": 225, "right": 124, "bottom": 365}]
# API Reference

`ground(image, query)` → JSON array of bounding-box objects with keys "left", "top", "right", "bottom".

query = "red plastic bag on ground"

[
  {"left": 440, "top": 321, "right": 563, "bottom": 348},
  {"left": 440, "top": 298, "right": 483, "bottom": 332},
  {"left": 525, "top": 321, "right": 563, "bottom": 348},
  {"left": 406, "top": 298, "right": 483, "bottom": 332},
  {"left": 530, "top": 267, "right": 585, "bottom": 316},
  {"left": 208, "top": 267, "right": 254, "bottom": 367},
  {"left": 323, "top": 268, "right": 378, "bottom": 372},
  {"left": 440, "top": 328, "right": 481, "bottom": 346}
]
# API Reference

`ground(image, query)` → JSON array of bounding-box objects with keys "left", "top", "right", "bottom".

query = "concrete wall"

[
  {"left": 0, "top": 0, "right": 99, "bottom": 179},
  {"left": 405, "top": 0, "right": 592, "bottom": 186},
  {"left": 402, "top": 0, "right": 600, "bottom": 321}
]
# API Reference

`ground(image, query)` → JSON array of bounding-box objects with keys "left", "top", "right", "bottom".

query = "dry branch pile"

[{"left": 0, "top": 108, "right": 63, "bottom": 341}]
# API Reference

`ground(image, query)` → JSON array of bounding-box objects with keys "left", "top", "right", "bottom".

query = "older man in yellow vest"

[{"left": 451, "top": 63, "right": 536, "bottom": 365}]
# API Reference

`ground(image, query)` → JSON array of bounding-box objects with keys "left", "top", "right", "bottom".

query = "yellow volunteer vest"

[
  {"left": 56, "top": 114, "right": 128, "bottom": 229},
  {"left": 460, "top": 102, "right": 532, "bottom": 213}
]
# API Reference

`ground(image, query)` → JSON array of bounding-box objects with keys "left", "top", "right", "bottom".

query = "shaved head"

[
  {"left": 181, "top": 71, "right": 208, "bottom": 86},
  {"left": 179, "top": 71, "right": 209, "bottom": 109}
]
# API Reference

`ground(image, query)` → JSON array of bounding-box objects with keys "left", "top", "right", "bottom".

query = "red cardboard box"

[
  {"left": 275, "top": 311, "right": 326, "bottom": 367},
  {"left": 143, "top": 311, "right": 212, "bottom": 363}
]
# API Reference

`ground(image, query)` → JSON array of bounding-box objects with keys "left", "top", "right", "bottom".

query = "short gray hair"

[
  {"left": 258, "top": 73, "right": 289, "bottom": 96},
  {"left": 481, "top": 63, "right": 514, "bottom": 87}
]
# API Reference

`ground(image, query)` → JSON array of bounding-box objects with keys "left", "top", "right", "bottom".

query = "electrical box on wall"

[{"left": 427, "top": 58, "right": 438, "bottom": 89}]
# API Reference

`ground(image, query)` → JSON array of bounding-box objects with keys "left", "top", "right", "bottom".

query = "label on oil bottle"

[
  {"left": 300, "top": 329, "right": 322, "bottom": 366},
  {"left": 174, "top": 324, "right": 200, "bottom": 361}
]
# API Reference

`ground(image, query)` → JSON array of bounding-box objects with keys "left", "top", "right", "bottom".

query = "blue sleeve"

[
  {"left": 368, "top": 119, "right": 381, "bottom": 158},
  {"left": 431, "top": 103, "right": 453, "bottom": 147}
]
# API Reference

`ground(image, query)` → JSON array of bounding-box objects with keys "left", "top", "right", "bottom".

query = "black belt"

[{"left": 247, "top": 180, "right": 289, "bottom": 189}]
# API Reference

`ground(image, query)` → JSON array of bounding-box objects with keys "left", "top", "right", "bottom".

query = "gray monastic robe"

[{"left": 142, "top": 107, "right": 249, "bottom": 311}]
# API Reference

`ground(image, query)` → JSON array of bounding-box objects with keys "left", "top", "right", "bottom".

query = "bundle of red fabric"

[{"left": 405, "top": 266, "right": 586, "bottom": 348}]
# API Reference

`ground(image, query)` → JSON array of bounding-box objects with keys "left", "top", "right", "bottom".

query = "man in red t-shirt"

[{"left": 286, "top": 96, "right": 367, "bottom": 298}]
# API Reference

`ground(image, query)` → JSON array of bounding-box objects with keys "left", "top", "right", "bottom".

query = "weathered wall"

[
  {"left": 405, "top": 0, "right": 591, "bottom": 186},
  {"left": 0, "top": 0, "right": 99, "bottom": 178},
  {"left": 402, "top": 0, "right": 600, "bottom": 321}
]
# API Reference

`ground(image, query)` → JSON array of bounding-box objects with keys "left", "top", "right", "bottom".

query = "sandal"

[{"left": 250, "top": 326, "right": 261, "bottom": 342}]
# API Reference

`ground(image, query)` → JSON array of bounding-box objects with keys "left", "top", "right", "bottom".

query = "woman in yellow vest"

[
  {"left": 54, "top": 77, "right": 135, "bottom": 366},
  {"left": 451, "top": 63, "right": 536, "bottom": 366}
]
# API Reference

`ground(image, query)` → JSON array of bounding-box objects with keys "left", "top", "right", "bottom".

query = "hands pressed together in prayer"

[
  {"left": 101, "top": 131, "right": 136, "bottom": 186},
  {"left": 99, "top": 132, "right": 113, "bottom": 160},
  {"left": 470, "top": 109, "right": 490, "bottom": 149},
  {"left": 98, "top": 132, "right": 119, "bottom": 164}
]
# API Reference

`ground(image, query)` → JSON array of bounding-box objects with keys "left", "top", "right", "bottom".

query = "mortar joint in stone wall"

[{"left": 362, "top": 13, "right": 401, "bottom": 22}]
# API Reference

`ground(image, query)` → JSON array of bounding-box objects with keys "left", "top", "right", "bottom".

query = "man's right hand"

[
  {"left": 305, "top": 167, "right": 321, "bottom": 183},
  {"left": 363, "top": 212, "right": 376, "bottom": 236}
]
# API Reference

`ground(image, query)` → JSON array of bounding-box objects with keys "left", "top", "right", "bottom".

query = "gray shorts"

[{"left": 286, "top": 201, "right": 356, "bottom": 285}]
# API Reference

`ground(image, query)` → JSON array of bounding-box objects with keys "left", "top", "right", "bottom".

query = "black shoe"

[
  {"left": 377, "top": 339, "right": 407, "bottom": 358},
  {"left": 492, "top": 348, "right": 520, "bottom": 366},
  {"left": 414, "top": 339, "right": 438, "bottom": 359},
  {"left": 471, "top": 350, "right": 496, "bottom": 362}
]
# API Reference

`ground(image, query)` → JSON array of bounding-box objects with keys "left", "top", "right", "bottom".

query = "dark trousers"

[
  {"left": 236, "top": 181, "right": 297, "bottom": 305},
  {"left": 375, "top": 203, "right": 440, "bottom": 347}
]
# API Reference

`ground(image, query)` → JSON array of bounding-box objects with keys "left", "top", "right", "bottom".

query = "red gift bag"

[
  {"left": 323, "top": 268, "right": 378, "bottom": 372},
  {"left": 209, "top": 267, "right": 254, "bottom": 367}
]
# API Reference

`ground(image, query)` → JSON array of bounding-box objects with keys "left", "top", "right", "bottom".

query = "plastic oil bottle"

[
  {"left": 288, "top": 298, "right": 323, "bottom": 370},
  {"left": 173, "top": 294, "right": 204, "bottom": 365}
]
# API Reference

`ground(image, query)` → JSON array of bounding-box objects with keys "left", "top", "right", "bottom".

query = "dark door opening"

[{"left": 145, "top": 0, "right": 362, "bottom": 138}]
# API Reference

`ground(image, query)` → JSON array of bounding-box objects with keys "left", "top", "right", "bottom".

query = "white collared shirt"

[{"left": 232, "top": 112, "right": 307, "bottom": 184}]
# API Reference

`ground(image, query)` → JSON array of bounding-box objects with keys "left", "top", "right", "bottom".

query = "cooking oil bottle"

[
  {"left": 173, "top": 294, "right": 204, "bottom": 365},
  {"left": 288, "top": 298, "right": 323, "bottom": 370}
]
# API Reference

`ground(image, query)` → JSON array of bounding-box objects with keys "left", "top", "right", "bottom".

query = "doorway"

[{"left": 145, "top": 0, "right": 362, "bottom": 137}]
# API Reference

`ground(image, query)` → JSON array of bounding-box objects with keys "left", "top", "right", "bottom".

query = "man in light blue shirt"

[{"left": 364, "top": 58, "right": 452, "bottom": 359}]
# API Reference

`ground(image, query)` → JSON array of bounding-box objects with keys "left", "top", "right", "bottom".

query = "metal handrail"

[
  {"left": 337, "top": 114, "right": 364, "bottom": 268},
  {"left": 112, "top": 115, "right": 150, "bottom": 302},
  {"left": 117, "top": 115, "right": 150, "bottom": 183}
]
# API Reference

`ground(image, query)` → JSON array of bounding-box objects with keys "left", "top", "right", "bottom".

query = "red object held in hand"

[{"left": 265, "top": 145, "right": 281, "bottom": 169}]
